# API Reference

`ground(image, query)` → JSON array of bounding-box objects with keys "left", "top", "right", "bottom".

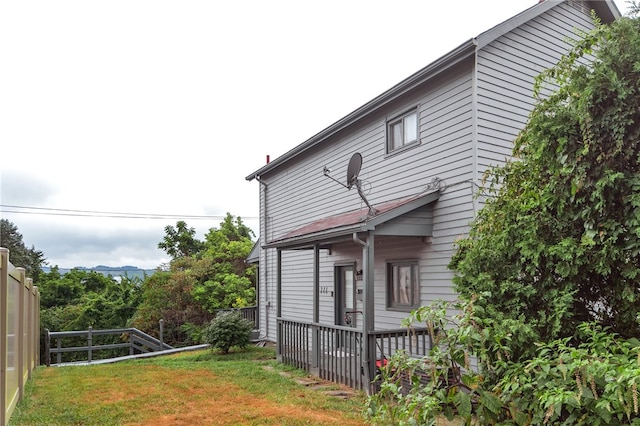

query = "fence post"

[
  {"left": 159, "top": 319, "right": 164, "bottom": 350},
  {"left": 1, "top": 248, "right": 8, "bottom": 426},
  {"left": 45, "top": 329, "right": 51, "bottom": 367},
  {"left": 87, "top": 326, "right": 93, "bottom": 363},
  {"left": 56, "top": 335, "right": 62, "bottom": 364},
  {"left": 17, "top": 267, "right": 26, "bottom": 401}
]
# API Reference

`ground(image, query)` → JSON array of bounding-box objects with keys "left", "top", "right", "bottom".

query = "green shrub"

[
  {"left": 203, "top": 311, "right": 253, "bottom": 354},
  {"left": 366, "top": 298, "right": 640, "bottom": 425}
]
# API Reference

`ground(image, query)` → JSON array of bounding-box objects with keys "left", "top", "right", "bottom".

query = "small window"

[
  {"left": 386, "top": 261, "right": 420, "bottom": 311},
  {"left": 387, "top": 108, "right": 418, "bottom": 153}
]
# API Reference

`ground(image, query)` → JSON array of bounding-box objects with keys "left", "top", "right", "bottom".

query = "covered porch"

[{"left": 266, "top": 190, "right": 440, "bottom": 393}]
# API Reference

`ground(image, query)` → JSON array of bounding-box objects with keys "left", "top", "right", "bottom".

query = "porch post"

[
  {"left": 312, "top": 244, "right": 320, "bottom": 368},
  {"left": 276, "top": 249, "right": 282, "bottom": 360},
  {"left": 359, "top": 233, "right": 376, "bottom": 394}
]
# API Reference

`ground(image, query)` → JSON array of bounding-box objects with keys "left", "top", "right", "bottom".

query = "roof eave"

[
  {"left": 263, "top": 224, "right": 364, "bottom": 249},
  {"left": 263, "top": 190, "right": 441, "bottom": 249}
]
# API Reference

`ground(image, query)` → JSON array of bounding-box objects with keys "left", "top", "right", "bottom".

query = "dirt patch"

[{"left": 73, "top": 365, "right": 365, "bottom": 425}]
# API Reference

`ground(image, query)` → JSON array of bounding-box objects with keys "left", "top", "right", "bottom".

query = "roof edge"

[
  {"left": 245, "top": 40, "right": 477, "bottom": 181},
  {"left": 246, "top": 0, "right": 621, "bottom": 183}
]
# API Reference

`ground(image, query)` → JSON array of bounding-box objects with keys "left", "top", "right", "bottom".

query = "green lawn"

[{"left": 10, "top": 346, "right": 369, "bottom": 425}]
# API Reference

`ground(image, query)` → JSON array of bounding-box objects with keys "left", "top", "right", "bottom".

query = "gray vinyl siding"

[
  {"left": 475, "top": 1, "right": 598, "bottom": 178},
  {"left": 266, "top": 64, "right": 474, "bottom": 240},
  {"left": 256, "top": 0, "right": 609, "bottom": 340},
  {"left": 259, "top": 63, "right": 476, "bottom": 336}
]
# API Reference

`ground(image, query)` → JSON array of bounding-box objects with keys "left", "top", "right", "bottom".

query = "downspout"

[
  {"left": 353, "top": 232, "right": 375, "bottom": 394},
  {"left": 255, "top": 175, "right": 269, "bottom": 339},
  {"left": 471, "top": 38, "right": 480, "bottom": 217}
]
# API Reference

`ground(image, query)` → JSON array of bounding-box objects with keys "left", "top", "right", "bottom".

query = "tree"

[
  {"left": 157, "top": 220, "right": 205, "bottom": 259},
  {"left": 38, "top": 268, "right": 143, "bottom": 362},
  {"left": 192, "top": 214, "right": 256, "bottom": 312},
  {"left": 130, "top": 264, "right": 210, "bottom": 346},
  {"left": 133, "top": 214, "right": 256, "bottom": 346},
  {"left": 0, "top": 219, "right": 46, "bottom": 282},
  {"left": 450, "top": 13, "right": 640, "bottom": 363}
]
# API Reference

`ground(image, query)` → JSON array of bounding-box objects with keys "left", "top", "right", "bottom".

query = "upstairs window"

[
  {"left": 387, "top": 108, "right": 418, "bottom": 153},
  {"left": 386, "top": 260, "right": 420, "bottom": 311}
]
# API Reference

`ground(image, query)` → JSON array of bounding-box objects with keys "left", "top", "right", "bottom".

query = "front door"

[{"left": 335, "top": 265, "right": 356, "bottom": 328}]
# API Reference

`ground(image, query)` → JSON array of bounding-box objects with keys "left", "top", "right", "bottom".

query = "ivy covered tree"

[{"left": 450, "top": 12, "right": 640, "bottom": 363}]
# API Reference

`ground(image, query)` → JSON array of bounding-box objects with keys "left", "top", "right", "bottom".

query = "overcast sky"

[{"left": 0, "top": 0, "right": 630, "bottom": 270}]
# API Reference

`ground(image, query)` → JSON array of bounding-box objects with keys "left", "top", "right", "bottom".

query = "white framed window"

[
  {"left": 387, "top": 108, "right": 418, "bottom": 153},
  {"left": 386, "top": 260, "right": 420, "bottom": 311}
]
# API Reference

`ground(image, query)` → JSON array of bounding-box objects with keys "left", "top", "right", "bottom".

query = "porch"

[
  {"left": 265, "top": 191, "right": 441, "bottom": 393},
  {"left": 277, "top": 318, "right": 432, "bottom": 392}
]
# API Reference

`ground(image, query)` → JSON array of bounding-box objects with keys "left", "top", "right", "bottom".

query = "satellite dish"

[
  {"left": 346, "top": 153, "right": 362, "bottom": 189},
  {"left": 322, "top": 152, "right": 378, "bottom": 217}
]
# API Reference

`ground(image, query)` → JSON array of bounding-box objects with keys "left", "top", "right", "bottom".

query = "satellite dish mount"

[{"left": 323, "top": 152, "right": 378, "bottom": 217}]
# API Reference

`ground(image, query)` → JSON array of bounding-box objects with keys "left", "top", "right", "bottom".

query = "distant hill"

[{"left": 41, "top": 265, "right": 157, "bottom": 280}]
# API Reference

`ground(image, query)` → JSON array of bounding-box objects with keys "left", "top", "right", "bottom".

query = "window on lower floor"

[
  {"left": 386, "top": 260, "right": 420, "bottom": 311},
  {"left": 387, "top": 108, "right": 418, "bottom": 153}
]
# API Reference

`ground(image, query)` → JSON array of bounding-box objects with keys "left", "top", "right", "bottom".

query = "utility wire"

[{"left": 0, "top": 204, "right": 258, "bottom": 221}]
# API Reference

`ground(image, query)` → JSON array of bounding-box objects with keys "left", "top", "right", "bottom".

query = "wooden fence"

[{"left": 0, "top": 248, "right": 40, "bottom": 426}]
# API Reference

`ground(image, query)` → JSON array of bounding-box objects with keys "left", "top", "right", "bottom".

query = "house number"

[{"left": 320, "top": 286, "right": 330, "bottom": 295}]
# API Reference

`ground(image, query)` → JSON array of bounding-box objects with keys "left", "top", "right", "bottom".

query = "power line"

[{"left": 0, "top": 204, "right": 258, "bottom": 221}]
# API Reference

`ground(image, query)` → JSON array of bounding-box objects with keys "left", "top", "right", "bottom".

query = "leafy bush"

[
  {"left": 366, "top": 298, "right": 640, "bottom": 425},
  {"left": 366, "top": 298, "right": 500, "bottom": 425},
  {"left": 203, "top": 311, "right": 253, "bottom": 354}
]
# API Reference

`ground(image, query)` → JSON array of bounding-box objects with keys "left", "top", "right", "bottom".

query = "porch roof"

[{"left": 264, "top": 190, "right": 440, "bottom": 249}]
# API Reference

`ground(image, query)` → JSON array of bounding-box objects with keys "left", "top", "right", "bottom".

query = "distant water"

[{"left": 41, "top": 265, "right": 157, "bottom": 280}]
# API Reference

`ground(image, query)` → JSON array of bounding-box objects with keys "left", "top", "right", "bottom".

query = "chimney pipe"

[{"left": 266, "top": 155, "right": 270, "bottom": 164}]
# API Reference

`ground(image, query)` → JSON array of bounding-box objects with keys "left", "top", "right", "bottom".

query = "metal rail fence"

[{"left": 0, "top": 248, "right": 40, "bottom": 426}]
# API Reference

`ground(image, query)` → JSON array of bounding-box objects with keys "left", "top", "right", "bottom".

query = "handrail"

[
  {"left": 46, "top": 324, "right": 173, "bottom": 366},
  {"left": 276, "top": 317, "right": 433, "bottom": 392}
]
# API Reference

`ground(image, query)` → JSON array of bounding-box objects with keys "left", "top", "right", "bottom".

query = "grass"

[{"left": 10, "top": 346, "right": 369, "bottom": 425}]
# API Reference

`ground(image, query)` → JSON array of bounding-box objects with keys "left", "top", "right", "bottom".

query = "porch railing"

[
  {"left": 277, "top": 317, "right": 432, "bottom": 391},
  {"left": 216, "top": 306, "right": 257, "bottom": 328}
]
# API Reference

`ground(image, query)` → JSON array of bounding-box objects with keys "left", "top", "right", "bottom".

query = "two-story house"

[{"left": 245, "top": 0, "right": 620, "bottom": 393}]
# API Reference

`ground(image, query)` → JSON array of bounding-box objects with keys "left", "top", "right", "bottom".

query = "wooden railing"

[
  {"left": 276, "top": 317, "right": 432, "bottom": 392},
  {"left": 216, "top": 306, "right": 257, "bottom": 328},
  {"left": 45, "top": 326, "right": 173, "bottom": 366},
  {"left": 1, "top": 248, "right": 40, "bottom": 426}
]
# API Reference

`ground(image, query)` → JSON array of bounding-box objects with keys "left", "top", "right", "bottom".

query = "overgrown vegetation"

[
  {"left": 368, "top": 8, "right": 640, "bottom": 426},
  {"left": 368, "top": 299, "right": 640, "bottom": 425},
  {"left": 131, "top": 213, "right": 256, "bottom": 346},
  {"left": 39, "top": 267, "right": 143, "bottom": 362},
  {"left": 2, "top": 212, "right": 256, "bottom": 362}
]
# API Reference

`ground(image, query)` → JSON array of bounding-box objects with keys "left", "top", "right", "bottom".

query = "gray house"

[{"left": 245, "top": 0, "right": 620, "bottom": 393}]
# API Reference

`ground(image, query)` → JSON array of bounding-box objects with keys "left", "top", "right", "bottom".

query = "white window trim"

[
  {"left": 386, "top": 259, "right": 420, "bottom": 312},
  {"left": 386, "top": 107, "right": 420, "bottom": 154}
]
